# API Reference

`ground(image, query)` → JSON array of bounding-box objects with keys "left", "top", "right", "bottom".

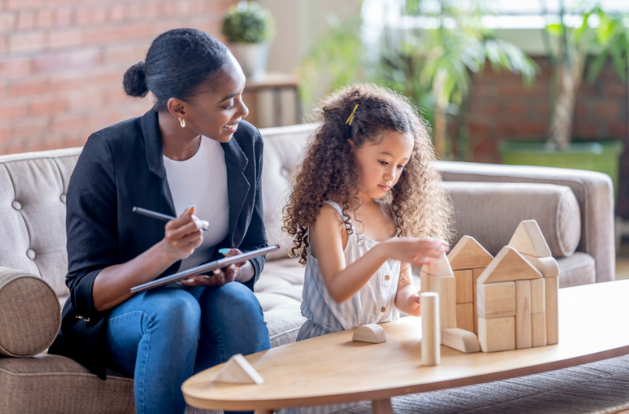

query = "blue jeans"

[{"left": 106, "top": 282, "right": 271, "bottom": 414}]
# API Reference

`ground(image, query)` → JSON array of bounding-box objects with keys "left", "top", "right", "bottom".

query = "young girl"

[{"left": 283, "top": 83, "right": 453, "bottom": 413}]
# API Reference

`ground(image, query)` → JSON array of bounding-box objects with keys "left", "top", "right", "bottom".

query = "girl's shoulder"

[
  {"left": 312, "top": 201, "right": 349, "bottom": 235},
  {"left": 317, "top": 201, "right": 345, "bottom": 224}
]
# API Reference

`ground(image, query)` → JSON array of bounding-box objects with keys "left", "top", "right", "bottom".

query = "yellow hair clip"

[{"left": 345, "top": 104, "right": 359, "bottom": 126}]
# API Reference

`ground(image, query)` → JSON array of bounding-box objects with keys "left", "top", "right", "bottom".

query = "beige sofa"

[{"left": 0, "top": 123, "right": 615, "bottom": 413}]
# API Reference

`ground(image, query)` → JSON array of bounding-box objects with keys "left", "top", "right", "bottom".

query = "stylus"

[{"left": 132, "top": 206, "right": 208, "bottom": 231}]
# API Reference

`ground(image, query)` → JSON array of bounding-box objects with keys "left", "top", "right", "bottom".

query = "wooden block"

[
  {"left": 472, "top": 268, "right": 484, "bottom": 334},
  {"left": 426, "top": 252, "right": 454, "bottom": 277},
  {"left": 531, "top": 312, "right": 547, "bottom": 347},
  {"left": 454, "top": 270, "right": 473, "bottom": 303},
  {"left": 476, "top": 246, "right": 542, "bottom": 284},
  {"left": 420, "top": 266, "right": 431, "bottom": 292},
  {"left": 430, "top": 275, "right": 456, "bottom": 333},
  {"left": 531, "top": 278, "right": 545, "bottom": 313},
  {"left": 545, "top": 276, "right": 559, "bottom": 345},
  {"left": 477, "top": 282, "right": 516, "bottom": 319},
  {"left": 442, "top": 327, "right": 480, "bottom": 353},
  {"left": 448, "top": 236, "right": 494, "bottom": 270},
  {"left": 508, "top": 220, "right": 552, "bottom": 258},
  {"left": 421, "top": 292, "right": 440, "bottom": 366},
  {"left": 456, "top": 303, "right": 474, "bottom": 332},
  {"left": 515, "top": 280, "right": 532, "bottom": 349},
  {"left": 214, "top": 354, "right": 264, "bottom": 384},
  {"left": 353, "top": 324, "right": 387, "bottom": 344},
  {"left": 478, "top": 317, "right": 516, "bottom": 352},
  {"left": 521, "top": 254, "right": 559, "bottom": 277}
]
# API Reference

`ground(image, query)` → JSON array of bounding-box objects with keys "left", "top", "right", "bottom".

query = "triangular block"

[
  {"left": 508, "top": 220, "right": 551, "bottom": 258},
  {"left": 442, "top": 327, "right": 480, "bottom": 353},
  {"left": 448, "top": 236, "right": 493, "bottom": 270},
  {"left": 214, "top": 354, "right": 264, "bottom": 384},
  {"left": 426, "top": 252, "right": 453, "bottom": 276},
  {"left": 477, "top": 246, "right": 542, "bottom": 284}
]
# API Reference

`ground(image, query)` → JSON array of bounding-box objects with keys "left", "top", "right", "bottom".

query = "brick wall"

[
  {"left": 458, "top": 56, "right": 629, "bottom": 218},
  {"left": 0, "top": 0, "right": 237, "bottom": 155}
]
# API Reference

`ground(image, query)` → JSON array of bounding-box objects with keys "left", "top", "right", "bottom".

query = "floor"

[{"left": 616, "top": 240, "right": 629, "bottom": 281}]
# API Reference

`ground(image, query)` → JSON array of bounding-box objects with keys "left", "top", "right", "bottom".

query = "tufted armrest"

[
  {"left": 434, "top": 161, "right": 615, "bottom": 283},
  {"left": 0, "top": 267, "right": 61, "bottom": 357}
]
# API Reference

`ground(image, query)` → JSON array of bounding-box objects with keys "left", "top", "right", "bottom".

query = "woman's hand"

[
  {"left": 160, "top": 205, "right": 207, "bottom": 262},
  {"left": 179, "top": 248, "right": 251, "bottom": 287},
  {"left": 382, "top": 237, "right": 448, "bottom": 267}
]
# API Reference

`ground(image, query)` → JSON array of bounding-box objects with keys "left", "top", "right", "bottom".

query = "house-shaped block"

[
  {"left": 447, "top": 236, "right": 493, "bottom": 334},
  {"left": 475, "top": 220, "right": 559, "bottom": 352}
]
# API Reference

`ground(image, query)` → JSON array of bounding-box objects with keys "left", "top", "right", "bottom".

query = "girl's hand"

[
  {"left": 405, "top": 290, "right": 421, "bottom": 316},
  {"left": 382, "top": 237, "right": 448, "bottom": 267},
  {"left": 180, "top": 248, "right": 247, "bottom": 287},
  {"left": 160, "top": 205, "right": 208, "bottom": 262}
]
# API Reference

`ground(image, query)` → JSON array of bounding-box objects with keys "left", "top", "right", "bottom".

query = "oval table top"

[{"left": 183, "top": 280, "right": 629, "bottom": 411}]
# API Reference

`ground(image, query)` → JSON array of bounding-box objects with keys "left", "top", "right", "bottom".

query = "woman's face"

[{"left": 183, "top": 54, "right": 249, "bottom": 143}]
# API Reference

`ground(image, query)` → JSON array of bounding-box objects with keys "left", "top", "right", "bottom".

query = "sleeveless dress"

[{"left": 288, "top": 200, "right": 401, "bottom": 414}]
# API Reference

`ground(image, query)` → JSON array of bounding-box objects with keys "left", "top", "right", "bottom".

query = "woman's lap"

[{"left": 106, "top": 282, "right": 270, "bottom": 414}]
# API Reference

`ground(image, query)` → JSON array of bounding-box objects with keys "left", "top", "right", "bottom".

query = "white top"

[
  {"left": 163, "top": 136, "right": 229, "bottom": 271},
  {"left": 298, "top": 200, "right": 401, "bottom": 339}
]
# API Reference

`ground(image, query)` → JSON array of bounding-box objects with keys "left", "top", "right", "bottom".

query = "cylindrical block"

[{"left": 421, "top": 292, "right": 440, "bottom": 366}]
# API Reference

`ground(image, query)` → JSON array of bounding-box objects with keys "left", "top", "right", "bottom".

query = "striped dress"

[{"left": 288, "top": 200, "right": 401, "bottom": 414}]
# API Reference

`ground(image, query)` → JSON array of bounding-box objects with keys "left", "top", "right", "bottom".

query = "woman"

[{"left": 50, "top": 28, "right": 271, "bottom": 414}]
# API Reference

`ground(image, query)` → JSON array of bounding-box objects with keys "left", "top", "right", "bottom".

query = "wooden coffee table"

[{"left": 183, "top": 280, "right": 629, "bottom": 414}]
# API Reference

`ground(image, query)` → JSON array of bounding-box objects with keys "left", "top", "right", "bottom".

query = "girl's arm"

[
  {"left": 395, "top": 263, "right": 421, "bottom": 316},
  {"left": 312, "top": 204, "right": 446, "bottom": 303}
]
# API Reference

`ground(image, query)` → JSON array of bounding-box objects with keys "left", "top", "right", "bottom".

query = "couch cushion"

[
  {"left": 260, "top": 124, "right": 316, "bottom": 261},
  {"left": 0, "top": 148, "right": 81, "bottom": 296},
  {"left": 0, "top": 268, "right": 60, "bottom": 357},
  {"left": 443, "top": 182, "right": 580, "bottom": 258},
  {"left": 0, "top": 354, "right": 134, "bottom": 414},
  {"left": 557, "top": 252, "right": 596, "bottom": 288},
  {"left": 256, "top": 257, "right": 306, "bottom": 347}
]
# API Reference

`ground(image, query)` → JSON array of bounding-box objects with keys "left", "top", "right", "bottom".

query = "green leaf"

[
  {"left": 610, "top": 42, "right": 628, "bottom": 82},
  {"left": 586, "top": 51, "right": 609, "bottom": 84},
  {"left": 547, "top": 23, "right": 564, "bottom": 37}
]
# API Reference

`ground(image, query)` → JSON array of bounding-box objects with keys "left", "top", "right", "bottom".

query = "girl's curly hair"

[{"left": 283, "top": 84, "right": 454, "bottom": 265}]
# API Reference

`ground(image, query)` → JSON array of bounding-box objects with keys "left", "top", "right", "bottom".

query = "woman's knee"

[
  {"left": 143, "top": 289, "right": 202, "bottom": 334},
  {"left": 201, "top": 282, "right": 263, "bottom": 318}
]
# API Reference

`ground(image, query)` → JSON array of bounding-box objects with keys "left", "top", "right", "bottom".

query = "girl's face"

[
  {"left": 183, "top": 54, "right": 249, "bottom": 143},
  {"left": 352, "top": 130, "right": 414, "bottom": 201}
]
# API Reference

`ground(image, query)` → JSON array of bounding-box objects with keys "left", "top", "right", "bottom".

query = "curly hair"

[{"left": 283, "top": 84, "right": 454, "bottom": 265}]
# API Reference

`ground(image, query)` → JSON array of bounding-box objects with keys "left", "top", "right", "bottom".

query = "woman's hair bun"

[{"left": 122, "top": 61, "right": 148, "bottom": 97}]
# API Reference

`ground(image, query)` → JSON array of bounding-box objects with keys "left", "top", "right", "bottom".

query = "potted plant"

[
  {"left": 222, "top": 1, "right": 276, "bottom": 80},
  {"left": 499, "top": 0, "right": 626, "bottom": 195}
]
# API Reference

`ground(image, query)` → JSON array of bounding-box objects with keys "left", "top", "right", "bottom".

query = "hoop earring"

[{"left": 179, "top": 118, "right": 186, "bottom": 128}]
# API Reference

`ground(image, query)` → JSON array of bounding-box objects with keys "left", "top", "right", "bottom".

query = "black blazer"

[{"left": 49, "top": 109, "right": 268, "bottom": 378}]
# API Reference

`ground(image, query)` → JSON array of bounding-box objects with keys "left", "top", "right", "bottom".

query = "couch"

[{"left": 0, "top": 123, "right": 616, "bottom": 414}]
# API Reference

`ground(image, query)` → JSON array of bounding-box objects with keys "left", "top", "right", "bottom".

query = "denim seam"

[
  {"left": 209, "top": 313, "right": 227, "bottom": 363},
  {"left": 110, "top": 309, "right": 153, "bottom": 414}
]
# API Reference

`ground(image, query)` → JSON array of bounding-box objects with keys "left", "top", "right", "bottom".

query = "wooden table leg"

[{"left": 372, "top": 398, "right": 393, "bottom": 414}]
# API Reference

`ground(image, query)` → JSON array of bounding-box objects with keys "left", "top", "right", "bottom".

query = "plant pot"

[
  {"left": 228, "top": 42, "right": 269, "bottom": 81},
  {"left": 498, "top": 140, "right": 625, "bottom": 197}
]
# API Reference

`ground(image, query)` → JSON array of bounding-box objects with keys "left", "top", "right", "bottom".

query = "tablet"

[{"left": 130, "top": 244, "right": 280, "bottom": 293}]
